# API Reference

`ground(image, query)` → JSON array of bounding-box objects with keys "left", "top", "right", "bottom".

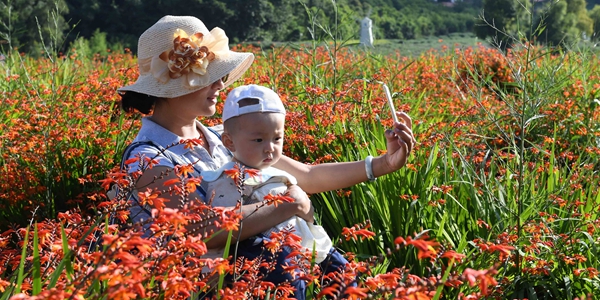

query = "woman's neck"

[{"left": 150, "top": 107, "right": 200, "bottom": 139}]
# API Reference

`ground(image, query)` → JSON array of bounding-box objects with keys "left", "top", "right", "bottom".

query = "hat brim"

[{"left": 118, "top": 51, "right": 254, "bottom": 98}]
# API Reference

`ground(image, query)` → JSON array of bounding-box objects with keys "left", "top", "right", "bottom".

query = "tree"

[
  {"left": 587, "top": 0, "right": 600, "bottom": 9},
  {"left": 534, "top": 0, "right": 586, "bottom": 47},
  {"left": 64, "top": 0, "right": 234, "bottom": 54},
  {"left": 0, "top": 0, "right": 69, "bottom": 54},
  {"left": 567, "top": 0, "right": 593, "bottom": 39},
  {"left": 474, "top": 0, "right": 532, "bottom": 50},
  {"left": 4, "top": 0, "right": 486, "bottom": 55},
  {"left": 590, "top": 5, "right": 600, "bottom": 41}
]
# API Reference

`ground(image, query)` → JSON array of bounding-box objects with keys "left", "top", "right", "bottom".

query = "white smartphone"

[{"left": 382, "top": 83, "right": 399, "bottom": 123}]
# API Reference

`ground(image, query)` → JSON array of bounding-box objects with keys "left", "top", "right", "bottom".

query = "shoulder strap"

[
  {"left": 121, "top": 140, "right": 208, "bottom": 200},
  {"left": 206, "top": 126, "right": 233, "bottom": 158},
  {"left": 121, "top": 140, "right": 166, "bottom": 169}
]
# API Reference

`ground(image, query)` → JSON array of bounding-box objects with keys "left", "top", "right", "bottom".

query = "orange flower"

[
  {"left": 207, "top": 258, "right": 231, "bottom": 276},
  {"left": 154, "top": 208, "right": 188, "bottom": 229},
  {"left": 440, "top": 250, "right": 466, "bottom": 262},
  {"left": 476, "top": 219, "right": 491, "bottom": 230},
  {"left": 163, "top": 178, "right": 181, "bottom": 186},
  {"left": 123, "top": 156, "right": 140, "bottom": 166},
  {"left": 264, "top": 237, "right": 282, "bottom": 254},
  {"left": 122, "top": 236, "right": 155, "bottom": 255},
  {"left": 181, "top": 138, "right": 203, "bottom": 149},
  {"left": 212, "top": 207, "right": 242, "bottom": 232},
  {"left": 341, "top": 222, "right": 376, "bottom": 241},
  {"left": 244, "top": 168, "right": 260, "bottom": 179},
  {"left": 0, "top": 279, "right": 9, "bottom": 293},
  {"left": 175, "top": 164, "right": 195, "bottom": 177},
  {"left": 343, "top": 286, "right": 369, "bottom": 300},
  {"left": 263, "top": 193, "right": 294, "bottom": 207},
  {"left": 185, "top": 177, "right": 202, "bottom": 194},
  {"left": 485, "top": 244, "right": 515, "bottom": 261},
  {"left": 317, "top": 284, "right": 340, "bottom": 298},
  {"left": 462, "top": 268, "right": 498, "bottom": 296},
  {"left": 223, "top": 163, "right": 242, "bottom": 182},
  {"left": 396, "top": 233, "right": 439, "bottom": 261},
  {"left": 138, "top": 188, "right": 167, "bottom": 211}
]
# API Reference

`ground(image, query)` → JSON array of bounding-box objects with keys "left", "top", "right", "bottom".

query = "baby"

[
  {"left": 202, "top": 84, "right": 332, "bottom": 261},
  {"left": 202, "top": 85, "right": 349, "bottom": 299}
]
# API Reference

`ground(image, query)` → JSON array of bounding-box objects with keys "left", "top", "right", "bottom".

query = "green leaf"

[
  {"left": 32, "top": 224, "right": 41, "bottom": 295},
  {"left": 14, "top": 226, "right": 30, "bottom": 295}
]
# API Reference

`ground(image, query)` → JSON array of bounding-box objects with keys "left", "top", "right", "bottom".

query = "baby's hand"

[{"left": 287, "top": 184, "right": 314, "bottom": 223}]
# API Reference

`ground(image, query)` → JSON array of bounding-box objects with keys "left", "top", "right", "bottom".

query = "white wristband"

[{"left": 365, "top": 155, "right": 376, "bottom": 182}]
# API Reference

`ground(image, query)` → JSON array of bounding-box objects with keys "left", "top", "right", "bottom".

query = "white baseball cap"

[{"left": 222, "top": 84, "right": 286, "bottom": 122}]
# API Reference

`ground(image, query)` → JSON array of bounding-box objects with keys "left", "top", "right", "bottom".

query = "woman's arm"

[
  {"left": 204, "top": 184, "right": 313, "bottom": 248},
  {"left": 134, "top": 166, "right": 313, "bottom": 249},
  {"left": 275, "top": 112, "right": 416, "bottom": 194}
]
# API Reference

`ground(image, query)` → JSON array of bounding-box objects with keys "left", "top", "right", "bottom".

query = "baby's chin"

[{"left": 253, "top": 160, "right": 277, "bottom": 170}]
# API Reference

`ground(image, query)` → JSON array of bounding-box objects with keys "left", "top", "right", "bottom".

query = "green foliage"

[
  {"left": 474, "top": 0, "right": 532, "bottom": 50},
  {"left": 589, "top": 5, "right": 600, "bottom": 41},
  {"left": 69, "top": 29, "right": 123, "bottom": 58},
  {"left": 536, "top": 1, "right": 578, "bottom": 47},
  {"left": 569, "top": 0, "right": 594, "bottom": 37},
  {"left": 534, "top": 0, "right": 595, "bottom": 48},
  {"left": 0, "top": 0, "right": 69, "bottom": 55},
  {"left": 2, "top": 0, "right": 481, "bottom": 55},
  {"left": 263, "top": 2, "right": 600, "bottom": 298}
]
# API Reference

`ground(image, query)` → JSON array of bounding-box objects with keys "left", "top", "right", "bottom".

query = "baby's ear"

[{"left": 221, "top": 132, "right": 235, "bottom": 152}]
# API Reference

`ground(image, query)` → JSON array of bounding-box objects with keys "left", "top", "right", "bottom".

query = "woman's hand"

[
  {"left": 378, "top": 111, "right": 416, "bottom": 175},
  {"left": 287, "top": 184, "right": 314, "bottom": 223}
]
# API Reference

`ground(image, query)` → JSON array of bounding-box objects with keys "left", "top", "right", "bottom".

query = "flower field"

[{"left": 0, "top": 41, "right": 599, "bottom": 299}]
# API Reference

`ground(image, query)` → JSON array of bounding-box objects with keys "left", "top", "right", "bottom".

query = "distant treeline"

[
  {"left": 3, "top": 0, "right": 600, "bottom": 55},
  {"left": 1, "top": 0, "right": 482, "bottom": 54}
]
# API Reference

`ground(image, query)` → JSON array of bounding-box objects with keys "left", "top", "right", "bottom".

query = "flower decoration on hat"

[
  {"left": 160, "top": 29, "right": 215, "bottom": 79},
  {"left": 146, "top": 28, "right": 231, "bottom": 89}
]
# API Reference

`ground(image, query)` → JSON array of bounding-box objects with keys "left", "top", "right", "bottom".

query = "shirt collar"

[
  {"left": 135, "top": 117, "right": 181, "bottom": 148},
  {"left": 135, "top": 117, "right": 228, "bottom": 157}
]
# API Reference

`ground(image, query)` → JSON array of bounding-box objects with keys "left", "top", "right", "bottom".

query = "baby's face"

[{"left": 228, "top": 112, "right": 285, "bottom": 170}]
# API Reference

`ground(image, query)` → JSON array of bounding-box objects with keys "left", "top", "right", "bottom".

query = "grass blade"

[
  {"left": 32, "top": 224, "right": 41, "bottom": 295},
  {"left": 14, "top": 226, "right": 30, "bottom": 295}
]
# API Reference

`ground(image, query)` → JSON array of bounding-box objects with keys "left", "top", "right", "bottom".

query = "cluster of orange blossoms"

[{"left": 1, "top": 42, "right": 600, "bottom": 299}]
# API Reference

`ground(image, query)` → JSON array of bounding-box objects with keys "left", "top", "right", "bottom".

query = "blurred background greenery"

[{"left": 3, "top": 0, "right": 600, "bottom": 57}]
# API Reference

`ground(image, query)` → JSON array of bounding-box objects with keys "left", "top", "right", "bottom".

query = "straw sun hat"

[{"left": 118, "top": 15, "right": 254, "bottom": 98}]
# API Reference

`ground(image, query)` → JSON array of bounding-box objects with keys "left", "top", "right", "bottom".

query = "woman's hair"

[{"left": 119, "top": 91, "right": 161, "bottom": 114}]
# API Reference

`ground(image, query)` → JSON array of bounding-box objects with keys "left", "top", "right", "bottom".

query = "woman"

[{"left": 118, "top": 15, "right": 415, "bottom": 261}]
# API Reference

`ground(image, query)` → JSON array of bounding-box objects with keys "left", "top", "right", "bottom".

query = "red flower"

[
  {"left": 341, "top": 222, "right": 376, "bottom": 241},
  {"left": 343, "top": 286, "right": 369, "bottom": 299},
  {"left": 462, "top": 268, "right": 498, "bottom": 296},
  {"left": 263, "top": 193, "right": 294, "bottom": 207},
  {"left": 180, "top": 138, "right": 203, "bottom": 149},
  {"left": 223, "top": 164, "right": 242, "bottom": 182},
  {"left": 138, "top": 188, "right": 168, "bottom": 211}
]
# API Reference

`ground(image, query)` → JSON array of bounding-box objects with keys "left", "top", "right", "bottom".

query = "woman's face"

[{"left": 169, "top": 79, "right": 225, "bottom": 117}]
